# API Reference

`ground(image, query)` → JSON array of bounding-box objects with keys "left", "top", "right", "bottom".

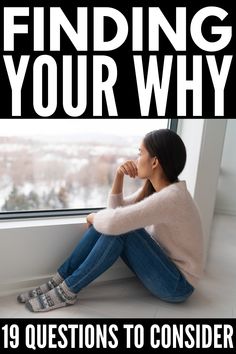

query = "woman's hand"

[
  {"left": 86, "top": 213, "right": 95, "bottom": 228},
  {"left": 117, "top": 160, "right": 138, "bottom": 179}
]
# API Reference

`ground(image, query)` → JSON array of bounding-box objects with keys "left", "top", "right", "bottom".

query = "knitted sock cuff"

[
  {"left": 53, "top": 272, "right": 64, "bottom": 284},
  {"left": 59, "top": 281, "right": 77, "bottom": 300}
]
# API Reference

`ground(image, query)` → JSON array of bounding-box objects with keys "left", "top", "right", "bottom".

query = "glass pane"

[{"left": 0, "top": 119, "right": 168, "bottom": 211}]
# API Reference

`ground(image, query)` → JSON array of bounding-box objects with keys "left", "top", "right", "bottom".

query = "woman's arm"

[
  {"left": 108, "top": 160, "right": 138, "bottom": 209},
  {"left": 86, "top": 160, "right": 139, "bottom": 227},
  {"left": 110, "top": 170, "right": 124, "bottom": 195},
  {"left": 93, "top": 189, "right": 172, "bottom": 235},
  {"left": 111, "top": 160, "right": 137, "bottom": 195}
]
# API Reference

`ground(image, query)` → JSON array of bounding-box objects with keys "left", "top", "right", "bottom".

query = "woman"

[{"left": 17, "top": 129, "right": 204, "bottom": 312}]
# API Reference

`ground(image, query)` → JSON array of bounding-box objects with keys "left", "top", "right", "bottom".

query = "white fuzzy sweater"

[{"left": 93, "top": 181, "right": 204, "bottom": 287}]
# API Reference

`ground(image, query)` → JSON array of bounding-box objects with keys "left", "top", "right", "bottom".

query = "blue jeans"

[{"left": 58, "top": 226, "right": 194, "bottom": 303}]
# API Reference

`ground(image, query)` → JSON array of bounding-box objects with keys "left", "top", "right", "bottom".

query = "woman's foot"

[
  {"left": 17, "top": 272, "right": 64, "bottom": 303},
  {"left": 25, "top": 281, "right": 77, "bottom": 312}
]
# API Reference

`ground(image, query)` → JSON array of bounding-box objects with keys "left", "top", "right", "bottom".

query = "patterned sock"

[
  {"left": 25, "top": 281, "right": 77, "bottom": 312},
  {"left": 17, "top": 272, "right": 64, "bottom": 303}
]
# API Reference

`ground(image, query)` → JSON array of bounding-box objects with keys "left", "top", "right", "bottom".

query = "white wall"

[
  {"left": 177, "top": 119, "right": 204, "bottom": 196},
  {"left": 178, "top": 119, "right": 227, "bottom": 265},
  {"left": 215, "top": 119, "right": 236, "bottom": 215}
]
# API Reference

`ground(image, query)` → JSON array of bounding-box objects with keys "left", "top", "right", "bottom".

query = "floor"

[{"left": 0, "top": 213, "right": 235, "bottom": 318}]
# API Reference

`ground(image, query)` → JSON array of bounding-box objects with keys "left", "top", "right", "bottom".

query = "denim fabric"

[{"left": 58, "top": 226, "right": 194, "bottom": 303}]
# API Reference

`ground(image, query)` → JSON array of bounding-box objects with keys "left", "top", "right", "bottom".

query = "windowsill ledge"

[{"left": 0, "top": 215, "right": 87, "bottom": 230}]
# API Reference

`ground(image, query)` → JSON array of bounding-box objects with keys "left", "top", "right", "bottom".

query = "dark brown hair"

[{"left": 136, "top": 129, "right": 187, "bottom": 202}]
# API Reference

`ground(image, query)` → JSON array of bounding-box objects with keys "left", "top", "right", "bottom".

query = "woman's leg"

[
  {"left": 57, "top": 226, "right": 102, "bottom": 279},
  {"left": 26, "top": 228, "right": 193, "bottom": 312},
  {"left": 67, "top": 227, "right": 193, "bottom": 304},
  {"left": 120, "top": 229, "right": 194, "bottom": 303},
  {"left": 63, "top": 233, "right": 124, "bottom": 293},
  {"left": 26, "top": 231, "right": 126, "bottom": 312},
  {"left": 18, "top": 226, "right": 101, "bottom": 303}
]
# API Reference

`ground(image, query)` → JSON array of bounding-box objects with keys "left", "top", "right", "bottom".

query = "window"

[{"left": 0, "top": 119, "right": 174, "bottom": 217}]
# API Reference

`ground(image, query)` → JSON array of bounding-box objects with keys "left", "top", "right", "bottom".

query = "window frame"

[{"left": 0, "top": 119, "right": 178, "bottom": 220}]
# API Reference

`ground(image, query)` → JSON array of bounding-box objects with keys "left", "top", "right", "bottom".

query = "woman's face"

[{"left": 136, "top": 142, "right": 155, "bottom": 179}]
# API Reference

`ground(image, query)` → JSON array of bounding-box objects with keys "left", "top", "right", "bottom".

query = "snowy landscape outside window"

[{"left": 0, "top": 119, "right": 169, "bottom": 212}]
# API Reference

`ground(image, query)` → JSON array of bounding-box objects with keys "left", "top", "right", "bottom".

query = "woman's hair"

[{"left": 136, "top": 129, "right": 187, "bottom": 202}]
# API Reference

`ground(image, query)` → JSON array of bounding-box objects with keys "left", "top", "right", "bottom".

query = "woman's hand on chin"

[{"left": 117, "top": 160, "right": 138, "bottom": 179}]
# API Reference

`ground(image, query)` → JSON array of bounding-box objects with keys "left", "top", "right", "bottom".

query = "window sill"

[{"left": 0, "top": 215, "right": 86, "bottom": 230}]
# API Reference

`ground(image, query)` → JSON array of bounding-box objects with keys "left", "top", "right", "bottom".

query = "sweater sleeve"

[
  {"left": 94, "top": 190, "right": 172, "bottom": 235},
  {"left": 107, "top": 188, "right": 142, "bottom": 209}
]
